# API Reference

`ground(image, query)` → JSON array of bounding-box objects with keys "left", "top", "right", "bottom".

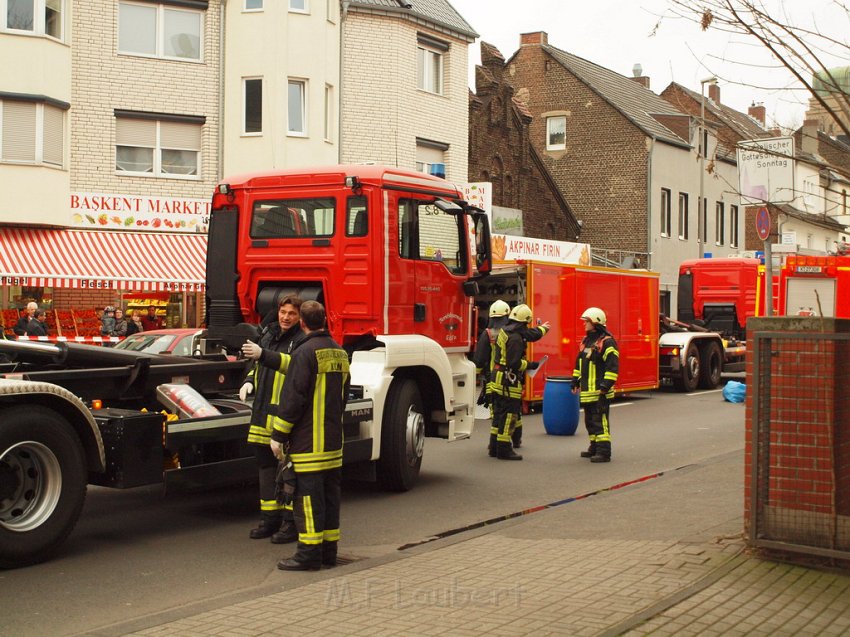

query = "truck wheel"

[
  {"left": 377, "top": 379, "right": 425, "bottom": 492},
  {"left": 673, "top": 343, "right": 700, "bottom": 392},
  {"left": 0, "top": 406, "right": 87, "bottom": 569},
  {"left": 698, "top": 342, "right": 723, "bottom": 389}
]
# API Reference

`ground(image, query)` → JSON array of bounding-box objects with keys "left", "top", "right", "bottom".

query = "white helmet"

[
  {"left": 508, "top": 304, "right": 533, "bottom": 324},
  {"left": 489, "top": 299, "right": 510, "bottom": 318},
  {"left": 581, "top": 307, "right": 606, "bottom": 326}
]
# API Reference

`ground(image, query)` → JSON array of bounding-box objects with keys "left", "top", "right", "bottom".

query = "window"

[
  {"left": 398, "top": 199, "right": 466, "bottom": 275},
  {"left": 326, "top": 0, "right": 335, "bottom": 21},
  {"left": 4, "top": 0, "right": 63, "bottom": 39},
  {"left": 1, "top": 97, "right": 66, "bottom": 167},
  {"left": 546, "top": 116, "right": 566, "bottom": 151},
  {"left": 243, "top": 78, "right": 262, "bottom": 134},
  {"left": 250, "top": 198, "right": 334, "bottom": 238},
  {"left": 115, "top": 113, "right": 203, "bottom": 178},
  {"left": 244, "top": 0, "right": 262, "bottom": 9},
  {"left": 289, "top": 0, "right": 307, "bottom": 12},
  {"left": 660, "top": 188, "right": 671, "bottom": 237},
  {"left": 415, "top": 138, "right": 447, "bottom": 176},
  {"left": 118, "top": 1, "right": 202, "bottom": 61},
  {"left": 324, "top": 84, "right": 333, "bottom": 142},
  {"left": 287, "top": 79, "right": 306, "bottom": 135},
  {"left": 730, "top": 205, "right": 739, "bottom": 248},
  {"left": 678, "top": 193, "right": 689, "bottom": 240},
  {"left": 346, "top": 195, "right": 367, "bottom": 237},
  {"left": 715, "top": 202, "right": 725, "bottom": 245},
  {"left": 417, "top": 36, "right": 445, "bottom": 95}
]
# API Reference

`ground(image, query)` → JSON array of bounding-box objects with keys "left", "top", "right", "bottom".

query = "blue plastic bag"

[{"left": 722, "top": 380, "right": 746, "bottom": 403}]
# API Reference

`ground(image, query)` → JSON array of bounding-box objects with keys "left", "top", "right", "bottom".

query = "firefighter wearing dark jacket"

[
  {"left": 271, "top": 300, "right": 350, "bottom": 571},
  {"left": 240, "top": 295, "right": 303, "bottom": 543},
  {"left": 489, "top": 304, "right": 544, "bottom": 460},
  {"left": 571, "top": 307, "right": 619, "bottom": 463}
]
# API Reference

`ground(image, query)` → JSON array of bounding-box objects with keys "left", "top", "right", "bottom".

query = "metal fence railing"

[{"left": 749, "top": 330, "right": 850, "bottom": 560}]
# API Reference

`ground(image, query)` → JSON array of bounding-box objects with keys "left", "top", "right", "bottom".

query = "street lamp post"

[{"left": 699, "top": 76, "right": 717, "bottom": 258}]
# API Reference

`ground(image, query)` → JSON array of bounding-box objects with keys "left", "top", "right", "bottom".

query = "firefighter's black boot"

[
  {"left": 249, "top": 512, "right": 282, "bottom": 539},
  {"left": 580, "top": 443, "right": 597, "bottom": 459},
  {"left": 511, "top": 427, "right": 522, "bottom": 449},
  {"left": 278, "top": 543, "right": 322, "bottom": 571},
  {"left": 322, "top": 541, "right": 339, "bottom": 568},
  {"left": 590, "top": 442, "right": 611, "bottom": 463},
  {"left": 488, "top": 434, "right": 497, "bottom": 457},
  {"left": 496, "top": 441, "right": 522, "bottom": 461},
  {"left": 270, "top": 520, "right": 298, "bottom": 544}
]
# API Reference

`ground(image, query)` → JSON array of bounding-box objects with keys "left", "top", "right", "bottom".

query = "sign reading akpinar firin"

[
  {"left": 737, "top": 137, "right": 795, "bottom": 204},
  {"left": 70, "top": 192, "right": 210, "bottom": 233}
]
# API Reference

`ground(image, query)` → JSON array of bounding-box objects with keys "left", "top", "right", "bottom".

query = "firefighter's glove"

[
  {"left": 526, "top": 360, "right": 540, "bottom": 371},
  {"left": 476, "top": 385, "right": 490, "bottom": 407},
  {"left": 270, "top": 438, "right": 284, "bottom": 460},
  {"left": 238, "top": 382, "right": 253, "bottom": 402},
  {"left": 242, "top": 340, "right": 262, "bottom": 360},
  {"left": 274, "top": 456, "right": 297, "bottom": 507}
]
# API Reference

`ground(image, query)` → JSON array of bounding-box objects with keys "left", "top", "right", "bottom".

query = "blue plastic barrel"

[{"left": 543, "top": 376, "right": 580, "bottom": 436}]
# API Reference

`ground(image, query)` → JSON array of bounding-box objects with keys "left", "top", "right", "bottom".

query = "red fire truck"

[{"left": 779, "top": 254, "right": 850, "bottom": 316}]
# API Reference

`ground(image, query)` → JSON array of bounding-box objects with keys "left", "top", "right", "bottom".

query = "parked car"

[{"left": 114, "top": 328, "right": 203, "bottom": 357}]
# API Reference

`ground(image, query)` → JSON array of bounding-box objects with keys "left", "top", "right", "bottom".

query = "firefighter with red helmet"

[{"left": 571, "top": 307, "right": 619, "bottom": 463}]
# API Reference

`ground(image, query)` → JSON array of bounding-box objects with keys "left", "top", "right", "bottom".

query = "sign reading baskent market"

[{"left": 70, "top": 192, "right": 210, "bottom": 233}]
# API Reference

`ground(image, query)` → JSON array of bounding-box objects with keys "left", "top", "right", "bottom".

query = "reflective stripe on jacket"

[{"left": 572, "top": 329, "right": 619, "bottom": 404}]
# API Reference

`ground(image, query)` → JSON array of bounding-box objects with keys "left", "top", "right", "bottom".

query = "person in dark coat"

[
  {"left": 13, "top": 302, "right": 38, "bottom": 336},
  {"left": 25, "top": 309, "right": 49, "bottom": 337}
]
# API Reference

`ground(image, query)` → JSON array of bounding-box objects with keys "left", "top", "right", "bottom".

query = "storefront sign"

[
  {"left": 492, "top": 234, "right": 591, "bottom": 266},
  {"left": 163, "top": 281, "right": 203, "bottom": 292},
  {"left": 70, "top": 192, "right": 210, "bottom": 233}
]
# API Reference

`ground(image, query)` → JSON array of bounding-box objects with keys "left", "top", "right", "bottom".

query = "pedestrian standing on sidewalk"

[
  {"left": 125, "top": 310, "right": 143, "bottom": 336},
  {"left": 100, "top": 306, "right": 116, "bottom": 338},
  {"left": 14, "top": 302, "right": 38, "bottom": 336},
  {"left": 571, "top": 307, "right": 619, "bottom": 463},
  {"left": 489, "top": 304, "right": 544, "bottom": 461},
  {"left": 272, "top": 300, "right": 349, "bottom": 571},
  {"left": 26, "top": 309, "right": 49, "bottom": 337},
  {"left": 140, "top": 304, "right": 163, "bottom": 331},
  {"left": 240, "top": 295, "right": 303, "bottom": 544},
  {"left": 112, "top": 308, "right": 128, "bottom": 337}
]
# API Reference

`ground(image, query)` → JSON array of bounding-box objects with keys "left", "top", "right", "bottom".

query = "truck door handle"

[{"left": 414, "top": 304, "right": 426, "bottom": 322}]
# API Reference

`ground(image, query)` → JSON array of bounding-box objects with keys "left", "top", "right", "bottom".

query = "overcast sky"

[{"left": 449, "top": 0, "right": 848, "bottom": 131}]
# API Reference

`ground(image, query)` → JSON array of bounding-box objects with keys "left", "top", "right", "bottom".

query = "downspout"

[
  {"left": 339, "top": 1, "right": 349, "bottom": 163},
  {"left": 646, "top": 137, "right": 654, "bottom": 272},
  {"left": 218, "top": 0, "right": 227, "bottom": 181}
]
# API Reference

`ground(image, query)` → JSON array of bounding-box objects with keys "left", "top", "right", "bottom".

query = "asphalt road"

[{"left": 0, "top": 386, "right": 745, "bottom": 637}]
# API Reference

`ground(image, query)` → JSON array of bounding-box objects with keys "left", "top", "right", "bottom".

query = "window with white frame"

[
  {"left": 323, "top": 84, "right": 333, "bottom": 142},
  {"left": 678, "top": 193, "right": 689, "bottom": 240},
  {"left": 287, "top": 79, "right": 306, "bottom": 136},
  {"left": 715, "top": 202, "right": 725, "bottom": 245},
  {"left": 243, "top": 77, "right": 262, "bottom": 134},
  {"left": 1, "top": 96, "right": 66, "bottom": 167},
  {"left": 730, "top": 205, "right": 739, "bottom": 248},
  {"left": 118, "top": 1, "right": 203, "bottom": 61},
  {"left": 546, "top": 116, "right": 566, "bottom": 151},
  {"left": 289, "top": 0, "right": 307, "bottom": 12},
  {"left": 415, "top": 138, "right": 447, "bottom": 176},
  {"left": 4, "top": 0, "right": 63, "bottom": 39},
  {"left": 660, "top": 188, "right": 671, "bottom": 237},
  {"left": 115, "top": 113, "right": 203, "bottom": 178},
  {"left": 417, "top": 34, "right": 446, "bottom": 95},
  {"left": 244, "top": 0, "right": 262, "bottom": 10}
]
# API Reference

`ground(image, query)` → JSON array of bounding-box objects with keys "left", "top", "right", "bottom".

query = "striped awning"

[{"left": 0, "top": 227, "right": 207, "bottom": 292}]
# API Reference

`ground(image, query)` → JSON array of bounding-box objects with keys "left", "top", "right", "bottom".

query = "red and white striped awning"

[{"left": 0, "top": 228, "right": 207, "bottom": 292}]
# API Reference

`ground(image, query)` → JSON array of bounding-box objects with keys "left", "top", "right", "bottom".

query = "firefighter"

[
  {"left": 489, "top": 304, "right": 543, "bottom": 460},
  {"left": 473, "top": 300, "right": 510, "bottom": 456},
  {"left": 240, "top": 295, "right": 303, "bottom": 543},
  {"left": 571, "top": 307, "right": 619, "bottom": 463},
  {"left": 271, "top": 300, "right": 350, "bottom": 571}
]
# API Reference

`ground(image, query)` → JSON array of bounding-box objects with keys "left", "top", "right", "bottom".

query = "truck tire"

[
  {"left": 377, "top": 379, "right": 425, "bottom": 492},
  {"left": 698, "top": 342, "right": 723, "bottom": 389},
  {"left": 673, "top": 343, "right": 700, "bottom": 392},
  {"left": 0, "top": 406, "right": 87, "bottom": 569}
]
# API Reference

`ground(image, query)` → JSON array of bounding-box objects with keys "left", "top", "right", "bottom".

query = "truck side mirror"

[
  {"left": 474, "top": 214, "right": 492, "bottom": 274},
  {"left": 463, "top": 280, "right": 479, "bottom": 297}
]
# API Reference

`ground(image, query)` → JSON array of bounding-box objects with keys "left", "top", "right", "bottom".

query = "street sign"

[{"left": 756, "top": 207, "right": 771, "bottom": 241}]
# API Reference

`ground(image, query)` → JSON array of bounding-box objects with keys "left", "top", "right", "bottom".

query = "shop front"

[{"left": 0, "top": 227, "right": 207, "bottom": 340}]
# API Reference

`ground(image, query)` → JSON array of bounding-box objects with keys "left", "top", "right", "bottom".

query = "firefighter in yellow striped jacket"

[
  {"left": 571, "top": 307, "right": 619, "bottom": 463},
  {"left": 240, "top": 295, "right": 303, "bottom": 543},
  {"left": 489, "top": 304, "right": 542, "bottom": 460}
]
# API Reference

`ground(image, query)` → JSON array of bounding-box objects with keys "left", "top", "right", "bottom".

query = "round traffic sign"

[{"left": 756, "top": 207, "right": 770, "bottom": 241}]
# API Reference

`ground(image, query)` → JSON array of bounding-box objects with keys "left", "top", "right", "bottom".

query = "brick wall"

[{"left": 507, "top": 44, "right": 649, "bottom": 254}]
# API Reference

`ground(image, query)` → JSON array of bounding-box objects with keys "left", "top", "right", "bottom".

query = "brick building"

[
  {"left": 468, "top": 42, "right": 579, "bottom": 242},
  {"left": 506, "top": 31, "right": 736, "bottom": 314}
]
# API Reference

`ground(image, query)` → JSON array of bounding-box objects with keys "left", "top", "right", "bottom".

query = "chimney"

[
  {"left": 802, "top": 119, "right": 819, "bottom": 155},
  {"left": 630, "top": 63, "right": 650, "bottom": 89},
  {"left": 520, "top": 31, "right": 547, "bottom": 46},
  {"left": 708, "top": 83, "right": 720, "bottom": 104},
  {"left": 748, "top": 102, "right": 766, "bottom": 127}
]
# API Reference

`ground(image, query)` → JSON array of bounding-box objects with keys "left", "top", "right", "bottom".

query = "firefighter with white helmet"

[
  {"left": 571, "top": 307, "right": 619, "bottom": 462},
  {"left": 488, "top": 303, "right": 548, "bottom": 460}
]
